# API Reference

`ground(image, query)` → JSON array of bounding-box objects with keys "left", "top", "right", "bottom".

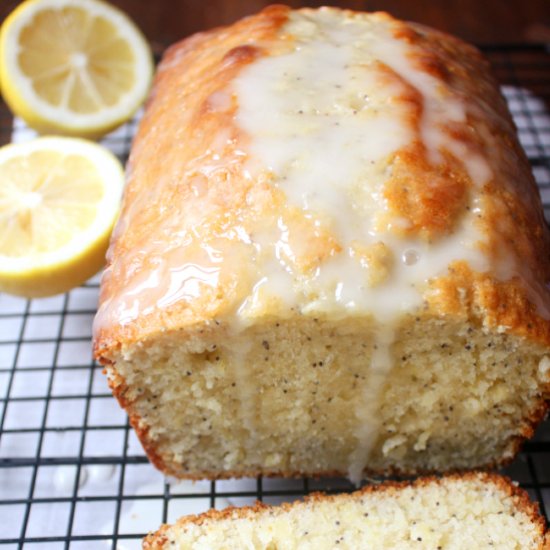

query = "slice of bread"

[{"left": 143, "top": 473, "right": 548, "bottom": 549}]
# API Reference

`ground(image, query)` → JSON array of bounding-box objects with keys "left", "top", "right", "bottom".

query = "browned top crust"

[
  {"left": 93, "top": 5, "right": 550, "bottom": 360},
  {"left": 142, "top": 472, "right": 548, "bottom": 549}
]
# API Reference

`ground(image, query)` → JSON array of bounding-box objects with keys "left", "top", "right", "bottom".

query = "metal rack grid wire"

[{"left": 0, "top": 44, "right": 550, "bottom": 549}]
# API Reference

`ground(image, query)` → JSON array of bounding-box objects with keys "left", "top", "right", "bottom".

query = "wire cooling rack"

[{"left": 1, "top": 44, "right": 550, "bottom": 549}]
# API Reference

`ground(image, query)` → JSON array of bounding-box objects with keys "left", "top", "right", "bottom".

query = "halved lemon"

[
  {"left": 0, "top": 136, "right": 124, "bottom": 297},
  {"left": 0, "top": 0, "right": 153, "bottom": 138}
]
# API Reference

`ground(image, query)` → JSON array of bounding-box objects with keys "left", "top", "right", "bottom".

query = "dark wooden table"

[{"left": 1, "top": 0, "right": 550, "bottom": 51}]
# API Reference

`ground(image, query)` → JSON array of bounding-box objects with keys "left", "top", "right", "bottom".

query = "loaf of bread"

[
  {"left": 93, "top": 6, "right": 550, "bottom": 481},
  {"left": 143, "top": 473, "right": 548, "bottom": 549}
]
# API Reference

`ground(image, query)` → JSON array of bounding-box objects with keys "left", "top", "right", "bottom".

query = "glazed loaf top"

[{"left": 94, "top": 6, "right": 550, "bottom": 355}]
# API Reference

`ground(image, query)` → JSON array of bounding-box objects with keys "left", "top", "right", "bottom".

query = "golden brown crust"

[
  {"left": 428, "top": 262, "right": 550, "bottom": 347},
  {"left": 142, "top": 472, "right": 548, "bottom": 549},
  {"left": 384, "top": 145, "right": 470, "bottom": 237}
]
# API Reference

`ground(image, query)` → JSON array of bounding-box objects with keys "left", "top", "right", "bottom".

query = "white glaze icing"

[
  {"left": 88, "top": 464, "right": 116, "bottom": 483},
  {"left": 95, "top": 243, "right": 223, "bottom": 330},
  {"left": 53, "top": 465, "right": 87, "bottom": 492},
  {"left": 224, "top": 338, "right": 257, "bottom": 439},
  {"left": 347, "top": 325, "right": 395, "bottom": 484},
  {"left": 233, "top": 11, "right": 490, "bottom": 325}
]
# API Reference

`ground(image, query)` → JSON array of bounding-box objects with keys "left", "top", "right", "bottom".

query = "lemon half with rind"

[
  {"left": 0, "top": 136, "right": 124, "bottom": 297},
  {"left": 0, "top": 0, "right": 153, "bottom": 138}
]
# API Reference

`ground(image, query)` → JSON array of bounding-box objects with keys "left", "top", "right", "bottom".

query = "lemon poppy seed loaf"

[
  {"left": 143, "top": 473, "right": 548, "bottom": 549},
  {"left": 93, "top": 6, "right": 550, "bottom": 481}
]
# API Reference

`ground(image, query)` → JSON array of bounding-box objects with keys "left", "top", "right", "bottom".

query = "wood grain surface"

[{"left": 1, "top": 0, "right": 549, "bottom": 51}]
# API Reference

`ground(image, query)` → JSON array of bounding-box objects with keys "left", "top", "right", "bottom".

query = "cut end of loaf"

[
  {"left": 143, "top": 472, "right": 548, "bottom": 549},
  {"left": 105, "top": 313, "right": 550, "bottom": 480}
]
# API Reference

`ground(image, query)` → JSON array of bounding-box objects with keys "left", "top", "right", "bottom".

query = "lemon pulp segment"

[
  {"left": 0, "top": 151, "right": 102, "bottom": 256},
  {"left": 18, "top": 6, "right": 135, "bottom": 114},
  {"left": 0, "top": 136, "right": 124, "bottom": 297},
  {"left": 0, "top": 0, "right": 153, "bottom": 138}
]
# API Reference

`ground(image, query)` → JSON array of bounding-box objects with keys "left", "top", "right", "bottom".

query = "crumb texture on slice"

[{"left": 143, "top": 474, "right": 547, "bottom": 550}]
